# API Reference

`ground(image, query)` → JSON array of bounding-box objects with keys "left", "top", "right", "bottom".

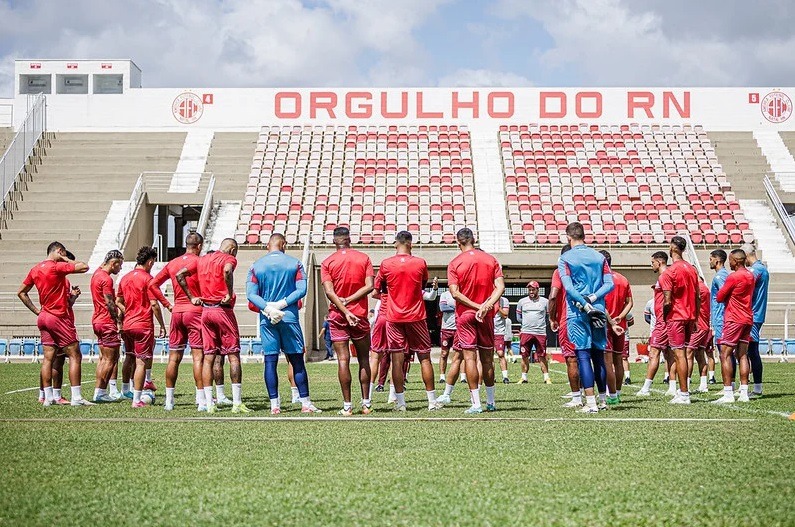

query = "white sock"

[
  {"left": 343, "top": 401, "right": 352, "bottom": 410},
  {"left": 443, "top": 383, "right": 455, "bottom": 397},
  {"left": 470, "top": 388, "right": 481, "bottom": 408},
  {"left": 616, "top": 390, "right": 621, "bottom": 398},
  {"left": 133, "top": 390, "right": 142, "bottom": 404},
  {"left": 708, "top": 370, "right": 715, "bottom": 380},
  {"left": 44, "top": 386, "right": 53, "bottom": 402},
  {"left": 232, "top": 383, "right": 242, "bottom": 405},
  {"left": 145, "top": 369, "right": 152, "bottom": 382},
  {"left": 668, "top": 381, "right": 677, "bottom": 392},
  {"left": 299, "top": 396, "right": 310, "bottom": 407},
  {"left": 439, "top": 374, "right": 445, "bottom": 382},
  {"left": 203, "top": 386, "right": 214, "bottom": 406},
  {"left": 216, "top": 384, "right": 226, "bottom": 401},
  {"left": 679, "top": 389, "right": 689, "bottom": 398},
  {"left": 572, "top": 394, "right": 582, "bottom": 404},
  {"left": 93, "top": 388, "right": 100, "bottom": 400},
  {"left": 53, "top": 388, "right": 61, "bottom": 400},
  {"left": 70, "top": 385, "right": 82, "bottom": 401},
  {"left": 196, "top": 388, "right": 206, "bottom": 406},
  {"left": 642, "top": 379, "right": 653, "bottom": 391},
  {"left": 291, "top": 386, "right": 300, "bottom": 400},
  {"left": 753, "top": 383, "right": 763, "bottom": 394},
  {"left": 109, "top": 379, "right": 118, "bottom": 393},
  {"left": 699, "top": 376, "right": 708, "bottom": 389},
  {"left": 521, "top": 372, "right": 528, "bottom": 381},
  {"left": 388, "top": 384, "right": 397, "bottom": 400},
  {"left": 485, "top": 385, "right": 495, "bottom": 405},
  {"left": 368, "top": 383, "right": 376, "bottom": 397},
  {"left": 166, "top": 387, "right": 175, "bottom": 405},
  {"left": 395, "top": 392, "right": 406, "bottom": 406},
  {"left": 362, "top": 398, "right": 371, "bottom": 406},
  {"left": 39, "top": 389, "right": 45, "bottom": 399},
  {"left": 271, "top": 397, "right": 280, "bottom": 410},
  {"left": 598, "top": 393, "right": 606, "bottom": 404},
  {"left": 426, "top": 390, "right": 436, "bottom": 404},
  {"left": 501, "top": 370, "right": 509, "bottom": 380},
  {"left": 543, "top": 372, "right": 550, "bottom": 381},
  {"left": 459, "top": 374, "right": 466, "bottom": 382},
  {"left": 122, "top": 382, "right": 130, "bottom": 393},
  {"left": 586, "top": 395, "right": 597, "bottom": 408},
  {"left": 724, "top": 386, "right": 734, "bottom": 397},
  {"left": 624, "top": 372, "right": 631, "bottom": 380},
  {"left": 739, "top": 384, "right": 749, "bottom": 395}
]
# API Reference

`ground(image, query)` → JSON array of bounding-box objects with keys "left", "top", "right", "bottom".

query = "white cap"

[{"left": 740, "top": 243, "right": 756, "bottom": 255}]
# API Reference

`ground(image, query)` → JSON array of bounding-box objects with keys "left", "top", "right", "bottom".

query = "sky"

[{"left": 1, "top": 0, "right": 794, "bottom": 97}]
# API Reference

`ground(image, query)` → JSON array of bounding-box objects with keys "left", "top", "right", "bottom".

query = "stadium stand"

[
  {"left": 501, "top": 123, "right": 752, "bottom": 246},
  {"left": 236, "top": 125, "right": 477, "bottom": 246},
  {"left": 0, "top": 132, "right": 184, "bottom": 336}
]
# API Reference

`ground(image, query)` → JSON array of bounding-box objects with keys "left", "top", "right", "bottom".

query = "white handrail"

[
  {"left": 1, "top": 94, "right": 45, "bottom": 213},
  {"left": 115, "top": 174, "right": 144, "bottom": 248},
  {"left": 679, "top": 231, "right": 705, "bottom": 281},
  {"left": 196, "top": 175, "right": 215, "bottom": 236},
  {"left": 763, "top": 175, "right": 795, "bottom": 245}
]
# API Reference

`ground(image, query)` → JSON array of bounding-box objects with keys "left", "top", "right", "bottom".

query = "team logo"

[
  {"left": 761, "top": 91, "right": 792, "bottom": 123},
  {"left": 172, "top": 92, "right": 204, "bottom": 124}
]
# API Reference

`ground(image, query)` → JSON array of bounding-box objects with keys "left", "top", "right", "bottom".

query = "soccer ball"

[{"left": 141, "top": 390, "right": 156, "bottom": 405}]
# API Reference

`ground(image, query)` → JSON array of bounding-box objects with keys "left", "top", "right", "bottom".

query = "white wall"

[{"left": 13, "top": 86, "right": 795, "bottom": 132}]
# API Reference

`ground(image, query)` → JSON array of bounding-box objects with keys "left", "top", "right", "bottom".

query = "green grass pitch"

[{"left": 1, "top": 360, "right": 794, "bottom": 526}]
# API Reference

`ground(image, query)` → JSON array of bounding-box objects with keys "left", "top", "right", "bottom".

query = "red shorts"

[
  {"left": 718, "top": 321, "right": 752, "bottom": 347},
  {"left": 37, "top": 311, "right": 78, "bottom": 349},
  {"left": 649, "top": 320, "right": 669, "bottom": 349},
  {"left": 494, "top": 335, "right": 506, "bottom": 352},
  {"left": 520, "top": 333, "right": 547, "bottom": 358},
  {"left": 370, "top": 316, "right": 387, "bottom": 353},
  {"left": 454, "top": 310, "right": 495, "bottom": 351},
  {"left": 440, "top": 329, "right": 456, "bottom": 351},
  {"left": 556, "top": 321, "right": 575, "bottom": 358},
  {"left": 122, "top": 327, "right": 155, "bottom": 359},
  {"left": 606, "top": 327, "right": 625, "bottom": 355},
  {"left": 202, "top": 307, "right": 240, "bottom": 355},
  {"left": 667, "top": 319, "right": 693, "bottom": 350},
  {"left": 687, "top": 328, "right": 711, "bottom": 350},
  {"left": 93, "top": 322, "right": 121, "bottom": 348},
  {"left": 328, "top": 310, "right": 370, "bottom": 342},
  {"left": 385, "top": 320, "right": 431, "bottom": 355},
  {"left": 169, "top": 310, "right": 203, "bottom": 351}
]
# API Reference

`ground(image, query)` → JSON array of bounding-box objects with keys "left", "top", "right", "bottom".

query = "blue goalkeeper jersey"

[
  {"left": 750, "top": 260, "right": 769, "bottom": 324},
  {"left": 246, "top": 251, "right": 307, "bottom": 325},
  {"left": 710, "top": 267, "right": 729, "bottom": 335},
  {"left": 557, "top": 244, "right": 614, "bottom": 317}
]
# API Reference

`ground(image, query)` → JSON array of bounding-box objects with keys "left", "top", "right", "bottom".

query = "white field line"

[
  {"left": 4, "top": 377, "right": 95, "bottom": 395},
  {"left": 542, "top": 365, "right": 793, "bottom": 420},
  {"left": 0, "top": 417, "right": 757, "bottom": 424}
]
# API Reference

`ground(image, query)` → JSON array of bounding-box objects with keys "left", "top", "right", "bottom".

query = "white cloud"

[
  {"left": 0, "top": 0, "right": 449, "bottom": 97},
  {"left": 495, "top": 0, "right": 795, "bottom": 86},
  {"left": 437, "top": 68, "right": 534, "bottom": 87}
]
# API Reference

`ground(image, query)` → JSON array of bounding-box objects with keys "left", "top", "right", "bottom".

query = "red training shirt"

[
  {"left": 697, "top": 281, "right": 711, "bottom": 330},
  {"left": 198, "top": 251, "right": 237, "bottom": 306},
  {"left": 22, "top": 260, "right": 76, "bottom": 317},
  {"left": 716, "top": 267, "right": 754, "bottom": 325},
  {"left": 604, "top": 271, "right": 632, "bottom": 329},
  {"left": 653, "top": 270, "right": 667, "bottom": 322},
  {"left": 118, "top": 268, "right": 156, "bottom": 331},
  {"left": 659, "top": 259, "right": 699, "bottom": 321},
  {"left": 321, "top": 248, "right": 374, "bottom": 318},
  {"left": 374, "top": 254, "right": 428, "bottom": 323},
  {"left": 149, "top": 253, "right": 200, "bottom": 313},
  {"left": 447, "top": 249, "right": 503, "bottom": 318},
  {"left": 91, "top": 267, "right": 116, "bottom": 326}
]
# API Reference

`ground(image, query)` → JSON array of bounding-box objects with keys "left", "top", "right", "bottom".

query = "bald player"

[
  {"left": 713, "top": 249, "right": 755, "bottom": 404},
  {"left": 149, "top": 232, "right": 208, "bottom": 411},
  {"left": 446, "top": 228, "right": 505, "bottom": 414},
  {"left": 18, "top": 241, "right": 91, "bottom": 406},
  {"left": 179, "top": 238, "right": 250, "bottom": 414},
  {"left": 321, "top": 226, "right": 375, "bottom": 416}
]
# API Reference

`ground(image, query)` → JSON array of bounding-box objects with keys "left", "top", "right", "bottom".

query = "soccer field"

[{"left": 1, "top": 360, "right": 794, "bottom": 527}]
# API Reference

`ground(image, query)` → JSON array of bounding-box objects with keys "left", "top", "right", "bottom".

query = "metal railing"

[
  {"left": 115, "top": 174, "right": 145, "bottom": 248},
  {"left": 196, "top": 175, "right": 215, "bottom": 236},
  {"left": 1, "top": 94, "right": 45, "bottom": 218},
  {"left": 680, "top": 231, "right": 705, "bottom": 281},
  {"left": 764, "top": 175, "right": 795, "bottom": 246}
]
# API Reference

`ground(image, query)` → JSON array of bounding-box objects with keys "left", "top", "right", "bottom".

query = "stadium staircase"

[
  {"left": 0, "top": 132, "right": 185, "bottom": 338},
  {"left": 753, "top": 131, "right": 795, "bottom": 193}
]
